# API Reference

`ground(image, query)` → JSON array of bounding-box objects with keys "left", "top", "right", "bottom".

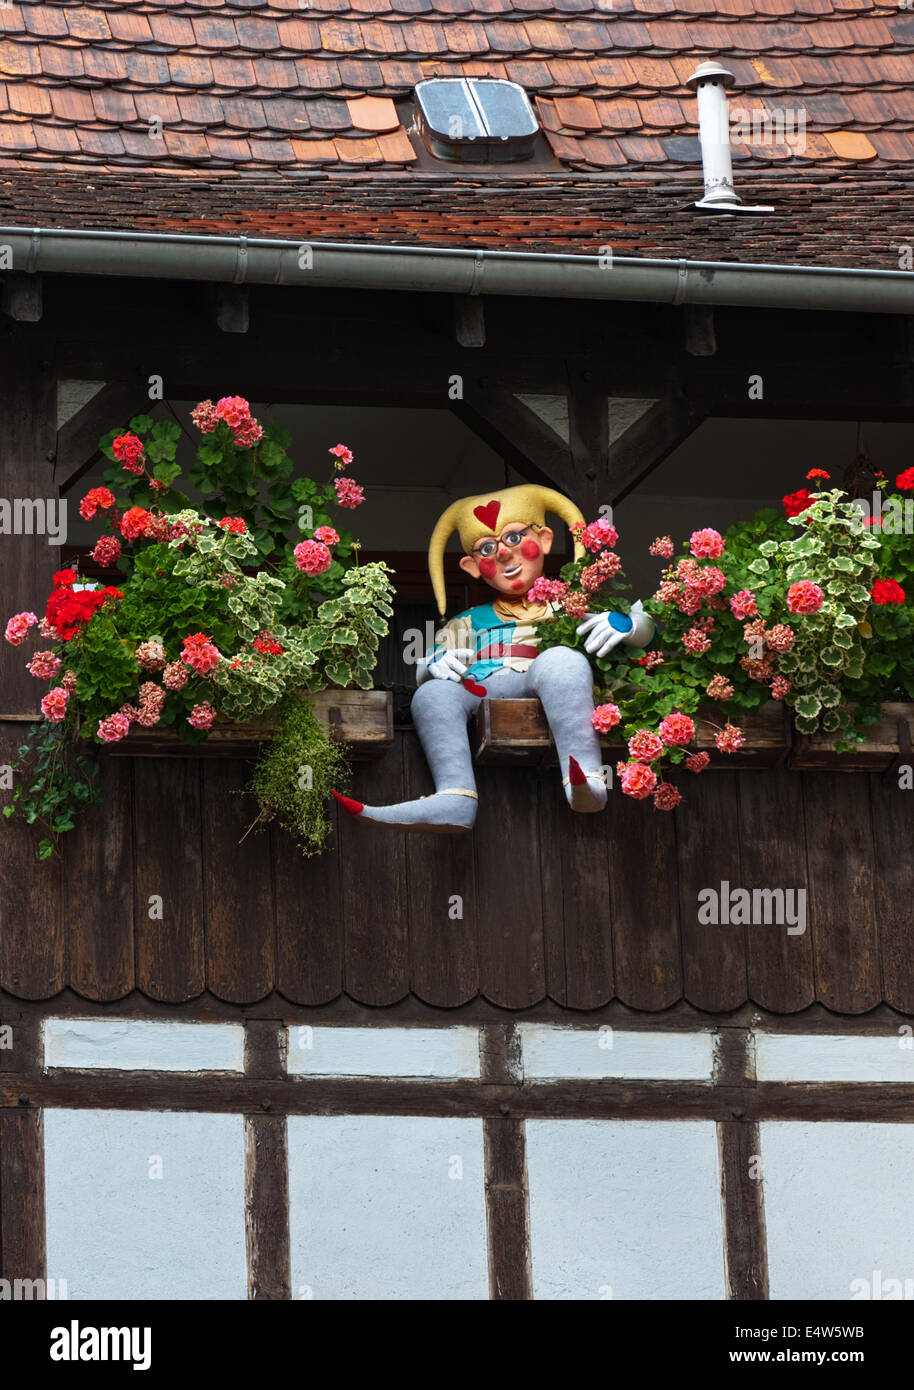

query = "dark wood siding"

[{"left": 1, "top": 731, "right": 912, "bottom": 1015}]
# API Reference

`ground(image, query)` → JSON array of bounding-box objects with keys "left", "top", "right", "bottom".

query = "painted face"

[{"left": 459, "top": 521, "right": 553, "bottom": 598}]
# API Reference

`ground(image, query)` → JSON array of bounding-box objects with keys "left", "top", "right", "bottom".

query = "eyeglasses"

[{"left": 471, "top": 525, "right": 539, "bottom": 560}]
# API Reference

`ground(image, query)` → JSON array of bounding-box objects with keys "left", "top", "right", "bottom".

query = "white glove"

[
  {"left": 576, "top": 601, "right": 654, "bottom": 659},
  {"left": 416, "top": 647, "right": 475, "bottom": 685}
]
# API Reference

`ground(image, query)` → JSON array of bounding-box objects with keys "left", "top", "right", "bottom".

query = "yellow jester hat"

[{"left": 428, "top": 484, "right": 586, "bottom": 616}]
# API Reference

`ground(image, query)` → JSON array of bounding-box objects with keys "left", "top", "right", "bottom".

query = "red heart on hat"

[
  {"left": 473, "top": 500, "right": 501, "bottom": 532},
  {"left": 463, "top": 679, "right": 487, "bottom": 697}
]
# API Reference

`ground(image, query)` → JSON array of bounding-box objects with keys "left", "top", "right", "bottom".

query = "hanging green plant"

[{"left": 247, "top": 694, "right": 350, "bottom": 857}]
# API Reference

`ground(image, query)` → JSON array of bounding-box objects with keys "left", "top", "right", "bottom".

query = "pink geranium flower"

[
  {"left": 786, "top": 581, "right": 824, "bottom": 615},
  {"left": 581, "top": 518, "right": 618, "bottom": 553},
  {"left": 188, "top": 701, "right": 216, "bottom": 730},
  {"left": 181, "top": 633, "right": 220, "bottom": 675},
  {"left": 334, "top": 477, "right": 364, "bottom": 509},
  {"left": 28, "top": 651, "right": 62, "bottom": 680},
  {"left": 689, "top": 528, "right": 725, "bottom": 560},
  {"left": 715, "top": 724, "right": 745, "bottom": 753},
  {"left": 592, "top": 703, "right": 621, "bottom": 733},
  {"left": 527, "top": 577, "right": 568, "bottom": 604},
  {"left": 729, "top": 589, "right": 758, "bottom": 620},
  {"left": 658, "top": 711, "right": 695, "bottom": 747},
  {"left": 329, "top": 444, "right": 354, "bottom": 466},
  {"left": 619, "top": 760, "right": 658, "bottom": 800},
  {"left": 628, "top": 729, "right": 665, "bottom": 763},
  {"left": 5, "top": 611, "right": 38, "bottom": 646},
  {"left": 293, "top": 540, "right": 333, "bottom": 577},
  {"left": 685, "top": 751, "right": 710, "bottom": 773},
  {"left": 215, "top": 396, "right": 252, "bottom": 429},
  {"left": 97, "top": 712, "right": 131, "bottom": 743},
  {"left": 649, "top": 536, "right": 674, "bottom": 559},
  {"left": 313, "top": 526, "right": 340, "bottom": 546},
  {"left": 40, "top": 686, "right": 69, "bottom": 721}
]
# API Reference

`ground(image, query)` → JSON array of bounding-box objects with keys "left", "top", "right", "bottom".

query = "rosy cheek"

[
  {"left": 478, "top": 557, "right": 497, "bottom": 580},
  {"left": 520, "top": 539, "right": 541, "bottom": 560}
]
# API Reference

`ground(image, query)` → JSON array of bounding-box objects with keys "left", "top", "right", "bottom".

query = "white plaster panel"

[
  {"left": 285, "top": 1025, "right": 480, "bottom": 1078},
  {"left": 518, "top": 1025, "right": 714, "bottom": 1080},
  {"left": 287, "top": 1115, "right": 488, "bottom": 1299},
  {"left": 42, "top": 1017, "right": 245, "bottom": 1073},
  {"left": 755, "top": 1032, "right": 914, "bottom": 1083},
  {"left": 526, "top": 1120, "right": 725, "bottom": 1300},
  {"left": 761, "top": 1122, "right": 914, "bottom": 1300},
  {"left": 44, "top": 1110, "right": 247, "bottom": 1300}
]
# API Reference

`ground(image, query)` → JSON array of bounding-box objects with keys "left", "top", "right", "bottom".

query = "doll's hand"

[
  {"left": 417, "top": 647, "right": 475, "bottom": 684},
  {"left": 577, "top": 602, "right": 654, "bottom": 659}
]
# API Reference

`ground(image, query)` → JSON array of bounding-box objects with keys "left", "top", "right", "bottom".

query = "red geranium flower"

[
  {"left": 896, "top": 468, "right": 914, "bottom": 491},
  {"left": 52, "top": 568, "right": 77, "bottom": 590},
  {"left": 783, "top": 489, "right": 813, "bottom": 518},
  {"left": 871, "top": 578, "right": 906, "bottom": 605},
  {"left": 806, "top": 469, "right": 830, "bottom": 481}
]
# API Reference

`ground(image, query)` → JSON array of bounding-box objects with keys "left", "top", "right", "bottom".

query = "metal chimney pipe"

[{"left": 686, "top": 61, "right": 741, "bottom": 210}]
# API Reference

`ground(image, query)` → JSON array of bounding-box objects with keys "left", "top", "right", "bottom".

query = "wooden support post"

[
  {"left": 0, "top": 1008, "right": 46, "bottom": 1291},
  {"left": 453, "top": 294, "right": 486, "bottom": 348},
  {"left": 716, "top": 1029, "right": 769, "bottom": 1300},
  {"left": 1, "top": 275, "right": 42, "bottom": 324},
  {"left": 481, "top": 1024, "right": 532, "bottom": 1301},
  {"left": 244, "top": 1020, "right": 292, "bottom": 1300},
  {"left": 215, "top": 285, "right": 250, "bottom": 335},
  {"left": 684, "top": 305, "right": 717, "bottom": 357},
  {"left": 0, "top": 336, "right": 57, "bottom": 714},
  {"left": 566, "top": 368, "right": 607, "bottom": 518}
]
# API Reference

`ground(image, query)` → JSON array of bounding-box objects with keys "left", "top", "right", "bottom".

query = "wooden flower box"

[
  {"left": 472, "top": 699, "right": 791, "bottom": 769},
  {"left": 789, "top": 702, "right": 914, "bottom": 772},
  {"left": 104, "top": 689, "right": 394, "bottom": 760}
]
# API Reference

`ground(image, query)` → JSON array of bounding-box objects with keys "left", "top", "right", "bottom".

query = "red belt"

[{"left": 473, "top": 644, "right": 538, "bottom": 662}]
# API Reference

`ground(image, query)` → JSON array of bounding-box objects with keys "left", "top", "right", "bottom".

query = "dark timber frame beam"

[
  {"left": 55, "top": 379, "right": 152, "bottom": 492},
  {"left": 450, "top": 389, "right": 577, "bottom": 497},
  {"left": 606, "top": 397, "right": 708, "bottom": 507}
]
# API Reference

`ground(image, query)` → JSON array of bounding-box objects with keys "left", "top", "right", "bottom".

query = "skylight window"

[{"left": 414, "top": 79, "right": 539, "bottom": 164}]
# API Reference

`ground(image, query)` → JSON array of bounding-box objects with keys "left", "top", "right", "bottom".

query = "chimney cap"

[{"left": 686, "top": 61, "right": 736, "bottom": 89}]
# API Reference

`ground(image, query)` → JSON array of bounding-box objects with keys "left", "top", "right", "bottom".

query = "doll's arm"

[{"left": 576, "top": 600, "right": 655, "bottom": 659}]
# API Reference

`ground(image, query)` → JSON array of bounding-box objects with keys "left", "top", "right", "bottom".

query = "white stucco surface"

[
  {"left": 287, "top": 1115, "right": 488, "bottom": 1299},
  {"left": 44, "top": 1110, "right": 247, "bottom": 1300},
  {"left": 285, "top": 1025, "right": 480, "bottom": 1078},
  {"left": 42, "top": 1017, "right": 245, "bottom": 1072},
  {"left": 761, "top": 1121, "right": 914, "bottom": 1300},
  {"left": 526, "top": 1120, "right": 726, "bottom": 1300},
  {"left": 517, "top": 1025, "right": 715, "bottom": 1080},
  {"left": 754, "top": 1031, "right": 914, "bottom": 1082}
]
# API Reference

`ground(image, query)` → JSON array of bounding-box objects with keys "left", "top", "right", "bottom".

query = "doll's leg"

[
  {"left": 527, "top": 646, "right": 607, "bottom": 812},
  {"left": 332, "top": 674, "right": 502, "bottom": 832}
]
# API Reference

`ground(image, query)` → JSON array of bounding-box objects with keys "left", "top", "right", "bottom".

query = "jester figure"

[{"left": 332, "top": 485, "right": 654, "bottom": 833}]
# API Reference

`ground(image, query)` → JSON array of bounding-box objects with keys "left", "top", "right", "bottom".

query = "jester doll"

[{"left": 332, "top": 484, "right": 653, "bottom": 833}]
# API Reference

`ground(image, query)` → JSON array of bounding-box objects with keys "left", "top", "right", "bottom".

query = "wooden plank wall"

[{"left": 1, "top": 731, "right": 913, "bottom": 1015}]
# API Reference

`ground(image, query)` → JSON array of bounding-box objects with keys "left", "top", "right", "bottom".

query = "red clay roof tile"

[
  {"left": 0, "top": 40, "right": 41, "bottom": 76},
  {"left": 290, "top": 136, "right": 339, "bottom": 160},
  {"left": 553, "top": 94, "right": 601, "bottom": 129},
  {"left": 578, "top": 134, "right": 628, "bottom": 164},
  {"left": 168, "top": 55, "right": 216, "bottom": 87},
  {"left": 83, "top": 48, "right": 129, "bottom": 83},
  {"left": 547, "top": 58, "right": 596, "bottom": 87},
  {"left": 7, "top": 84, "right": 50, "bottom": 117},
  {"left": 253, "top": 57, "right": 300, "bottom": 86},
  {"left": 335, "top": 134, "right": 385, "bottom": 161},
  {"left": 23, "top": 7, "right": 69, "bottom": 38},
  {"left": 236, "top": 18, "right": 283, "bottom": 50},
  {"left": 347, "top": 94, "right": 400, "bottom": 129},
  {"left": 92, "top": 89, "right": 139, "bottom": 125},
  {"left": 34, "top": 125, "right": 82, "bottom": 156},
  {"left": 205, "top": 133, "right": 253, "bottom": 162},
  {"left": 377, "top": 127, "right": 419, "bottom": 160},
  {"left": 296, "top": 57, "right": 344, "bottom": 87},
  {"left": 192, "top": 17, "right": 241, "bottom": 49},
  {"left": 210, "top": 55, "right": 258, "bottom": 87},
  {"left": 163, "top": 129, "right": 212, "bottom": 160},
  {"left": 141, "top": 93, "right": 184, "bottom": 125},
  {"left": 66, "top": 8, "right": 113, "bottom": 43},
  {"left": 249, "top": 136, "right": 296, "bottom": 162},
  {"left": 125, "top": 51, "right": 172, "bottom": 85},
  {"left": 595, "top": 97, "right": 642, "bottom": 130},
  {"left": 149, "top": 14, "right": 196, "bottom": 49},
  {"left": 50, "top": 88, "right": 95, "bottom": 123}
]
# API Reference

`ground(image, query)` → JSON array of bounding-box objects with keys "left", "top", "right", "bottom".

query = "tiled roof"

[
  {"left": 1, "top": 0, "right": 914, "bottom": 176},
  {"left": 1, "top": 167, "right": 912, "bottom": 269}
]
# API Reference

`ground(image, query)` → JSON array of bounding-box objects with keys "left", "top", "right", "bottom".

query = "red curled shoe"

[{"left": 330, "top": 789, "right": 364, "bottom": 817}]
